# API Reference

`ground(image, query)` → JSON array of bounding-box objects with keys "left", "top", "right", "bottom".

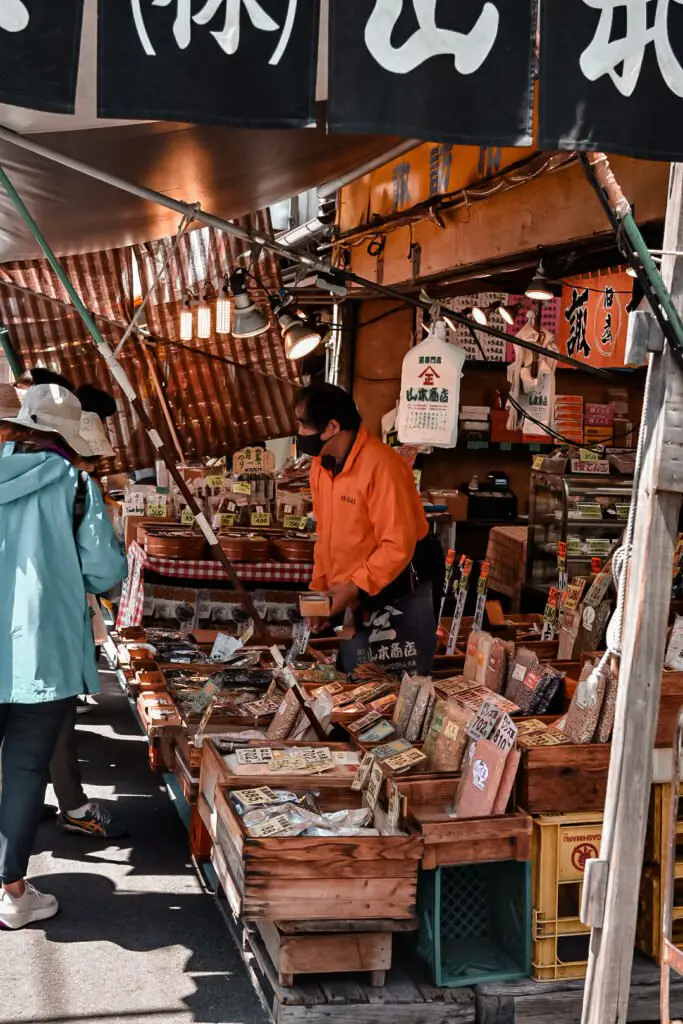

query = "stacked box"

[
  {"left": 553, "top": 395, "right": 584, "bottom": 445},
  {"left": 584, "top": 402, "right": 614, "bottom": 445},
  {"left": 459, "top": 405, "right": 490, "bottom": 439}
]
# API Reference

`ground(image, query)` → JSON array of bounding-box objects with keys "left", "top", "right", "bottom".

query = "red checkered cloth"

[{"left": 116, "top": 541, "right": 313, "bottom": 629}]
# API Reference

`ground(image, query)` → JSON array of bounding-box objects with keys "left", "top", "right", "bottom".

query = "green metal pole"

[{"left": 0, "top": 325, "right": 24, "bottom": 378}]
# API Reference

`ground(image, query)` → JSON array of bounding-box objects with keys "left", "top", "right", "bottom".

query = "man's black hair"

[
  {"left": 26, "top": 367, "right": 76, "bottom": 392},
  {"left": 295, "top": 383, "right": 361, "bottom": 433}
]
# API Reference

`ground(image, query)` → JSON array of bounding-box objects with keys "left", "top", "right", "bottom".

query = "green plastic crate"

[{"left": 417, "top": 862, "right": 531, "bottom": 987}]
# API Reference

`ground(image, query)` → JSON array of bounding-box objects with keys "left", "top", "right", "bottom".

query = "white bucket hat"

[
  {"left": 0, "top": 383, "right": 93, "bottom": 457},
  {"left": 0, "top": 383, "right": 20, "bottom": 419},
  {"left": 79, "top": 410, "right": 115, "bottom": 459}
]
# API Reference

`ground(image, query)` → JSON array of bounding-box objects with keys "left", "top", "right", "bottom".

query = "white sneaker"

[{"left": 0, "top": 883, "right": 59, "bottom": 929}]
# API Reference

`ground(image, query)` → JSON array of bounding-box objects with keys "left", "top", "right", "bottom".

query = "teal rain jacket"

[{"left": 0, "top": 445, "right": 127, "bottom": 704}]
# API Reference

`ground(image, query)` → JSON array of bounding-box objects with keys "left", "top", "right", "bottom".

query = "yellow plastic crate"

[{"left": 531, "top": 812, "right": 603, "bottom": 982}]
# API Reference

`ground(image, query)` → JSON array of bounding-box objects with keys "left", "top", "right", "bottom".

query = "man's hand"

[{"left": 327, "top": 581, "right": 360, "bottom": 618}]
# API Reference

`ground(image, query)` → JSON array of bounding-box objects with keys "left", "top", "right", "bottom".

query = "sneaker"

[
  {"left": 76, "top": 695, "right": 96, "bottom": 714},
  {"left": 60, "top": 802, "right": 127, "bottom": 839},
  {"left": 0, "top": 883, "right": 58, "bottom": 930}
]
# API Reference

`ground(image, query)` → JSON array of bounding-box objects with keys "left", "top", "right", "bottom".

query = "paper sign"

[
  {"left": 366, "top": 760, "right": 384, "bottom": 810},
  {"left": 473, "top": 561, "right": 492, "bottom": 631},
  {"left": 193, "top": 696, "right": 216, "bottom": 747},
  {"left": 532, "top": 455, "right": 545, "bottom": 470},
  {"left": 570, "top": 459, "right": 611, "bottom": 475},
  {"left": 567, "top": 536, "right": 582, "bottom": 556},
  {"left": 215, "top": 513, "right": 236, "bottom": 529},
  {"left": 235, "top": 747, "right": 274, "bottom": 765},
  {"left": 283, "top": 514, "right": 309, "bottom": 531},
  {"left": 233, "top": 481, "right": 252, "bottom": 495},
  {"left": 240, "top": 620, "right": 255, "bottom": 646},
  {"left": 384, "top": 747, "right": 428, "bottom": 773},
  {"left": 577, "top": 503, "right": 603, "bottom": 520},
  {"left": 439, "top": 548, "right": 457, "bottom": 622},
  {"left": 388, "top": 783, "right": 401, "bottom": 830},
  {"left": 616, "top": 504, "right": 630, "bottom": 521},
  {"left": 251, "top": 511, "right": 271, "bottom": 528},
  {"left": 491, "top": 713, "right": 518, "bottom": 753},
  {"left": 124, "top": 491, "right": 147, "bottom": 516},
  {"left": 206, "top": 474, "right": 225, "bottom": 489},
  {"left": 248, "top": 814, "right": 292, "bottom": 838},
  {"left": 181, "top": 507, "right": 196, "bottom": 526},
  {"left": 232, "top": 787, "right": 279, "bottom": 807},
  {"left": 210, "top": 632, "right": 242, "bottom": 663},
  {"left": 586, "top": 538, "right": 612, "bottom": 557},
  {"left": 232, "top": 447, "right": 276, "bottom": 476},
  {"left": 579, "top": 448, "right": 601, "bottom": 462},
  {"left": 348, "top": 710, "right": 382, "bottom": 736},
  {"left": 466, "top": 700, "right": 500, "bottom": 741},
  {"left": 146, "top": 492, "right": 168, "bottom": 517},
  {"left": 351, "top": 753, "right": 375, "bottom": 791},
  {"left": 541, "top": 587, "right": 561, "bottom": 640}
]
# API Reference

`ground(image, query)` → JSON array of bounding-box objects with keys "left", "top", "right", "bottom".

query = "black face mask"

[{"left": 296, "top": 432, "right": 324, "bottom": 458}]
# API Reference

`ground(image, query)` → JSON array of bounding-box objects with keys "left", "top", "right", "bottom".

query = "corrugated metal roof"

[{"left": 0, "top": 214, "right": 298, "bottom": 470}]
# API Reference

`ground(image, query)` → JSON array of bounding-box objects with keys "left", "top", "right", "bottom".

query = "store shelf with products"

[{"left": 525, "top": 471, "right": 634, "bottom": 592}]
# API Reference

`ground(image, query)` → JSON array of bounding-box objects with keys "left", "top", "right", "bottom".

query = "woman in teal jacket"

[{"left": 0, "top": 383, "right": 126, "bottom": 929}]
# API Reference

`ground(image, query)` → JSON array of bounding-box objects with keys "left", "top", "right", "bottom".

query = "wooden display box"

[
  {"left": 212, "top": 782, "right": 423, "bottom": 921},
  {"left": 518, "top": 743, "right": 611, "bottom": 815},
  {"left": 255, "top": 920, "right": 392, "bottom": 987},
  {"left": 579, "top": 656, "right": 683, "bottom": 747},
  {"left": 398, "top": 777, "right": 532, "bottom": 868}
]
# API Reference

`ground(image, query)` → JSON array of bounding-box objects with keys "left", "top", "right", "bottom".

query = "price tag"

[
  {"left": 591, "top": 556, "right": 603, "bottom": 575},
  {"left": 235, "top": 747, "right": 274, "bottom": 765},
  {"left": 124, "top": 491, "right": 147, "bottom": 516},
  {"left": 215, "top": 513, "right": 236, "bottom": 528},
  {"left": 541, "top": 587, "right": 561, "bottom": 640},
  {"left": 146, "top": 500, "right": 167, "bottom": 518},
  {"left": 466, "top": 700, "right": 500, "bottom": 741},
  {"left": 210, "top": 632, "right": 242, "bottom": 662},
  {"left": 446, "top": 557, "right": 473, "bottom": 655},
  {"left": 283, "top": 514, "right": 309, "bottom": 531},
  {"left": 206, "top": 474, "right": 225, "bottom": 489},
  {"left": 579, "top": 448, "right": 601, "bottom": 462},
  {"left": 566, "top": 536, "right": 582, "bottom": 557},
  {"left": 351, "top": 753, "right": 375, "bottom": 791},
  {"left": 232, "top": 787, "right": 279, "bottom": 808},
  {"left": 532, "top": 455, "right": 545, "bottom": 470},
  {"left": 348, "top": 710, "right": 382, "bottom": 736},
  {"left": 384, "top": 747, "right": 428, "bottom": 774},
  {"left": 586, "top": 538, "right": 612, "bottom": 557},
  {"left": 251, "top": 511, "right": 272, "bottom": 528},
  {"left": 248, "top": 814, "right": 292, "bottom": 838},
  {"left": 191, "top": 679, "right": 220, "bottom": 715},
  {"left": 473, "top": 560, "right": 492, "bottom": 631},
  {"left": 365, "top": 760, "right": 384, "bottom": 810},
  {"left": 286, "top": 620, "right": 311, "bottom": 663},
  {"left": 387, "top": 783, "right": 401, "bottom": 830},
  {"left": 491, "top": 713, "right": 518, "bottom": 753},
  {"left": 240, "top": 619, "right": 255, "bottom": 646},
  {"left": 557, "top": 540, "right": 568, "bottom": 591},
  {"left": 193, "top": 695, "right": 216, "bottom": 748},
  {"left": 438, "top": 548, "right": 458, "bottom": 623},
  {"left": 181, "top": 507, "right": 196, "bottom": 526},
  {"left": 577, "top": 503, "right": 603, "bottom": 520},
  {"left": 570, "top": 459, "right": 611, "bottom": 475},
  {"left": 233, "top": 481, "right": 252, "bottom": 495}
]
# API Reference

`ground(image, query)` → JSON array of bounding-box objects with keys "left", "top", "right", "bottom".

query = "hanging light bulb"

[
  {"left": 497, "top": 303, "right": 515, "bottom": 326},
  {"left": 273, "top": 299, "right": 322, "bottom": 360},
  {"left": 471, "top": 304, "right": 488, "bottom": 326},
  {"left": 179, "top": 292, "right": 194, "bottom": 341},
  {"left": 197, "top": 286, "right": 212, "bottom": 340},
  {"left": 215, "top": 277, "right": 233, "bottom": 334},
  {"left": 231, "top": 268, "right": 269, "bottom": 339},
  {"left": 525, "top": 262, "right": 554, "bottom": 302},
  {"left": 626, "top": 266, "right": 638, "bottom": 278}
]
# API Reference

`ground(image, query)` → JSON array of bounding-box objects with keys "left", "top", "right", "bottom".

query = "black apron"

[{"left": 338, "top": 581, "right": 436, "bottom": 676}]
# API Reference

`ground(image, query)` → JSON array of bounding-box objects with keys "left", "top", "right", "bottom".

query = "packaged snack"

[
  {"left": 484, "top": 637, "right": 513, "bottom": 693},
  {"left": 595, "top": 665, "right": 619, "bottom": 743},
  {"left": 563, "top": 661, "right": 607, "bottom": 744},
  {"left": 393, "top": 674, "right": 422, "bottom": 736},
  {"left": 405, "top": 679, "right": 435, "bottom": 742},
  {"left": 464, "top": 631, "right": 487, "bottom": 681},
  {"left": 430, "top": 700, "right": 474, "bottom": 772},
  {"left": 474, "top": 633, "right": 493, "bottom": 688},
  {"left": 266, "top": 689, "right": 300, "bottom": 740}
]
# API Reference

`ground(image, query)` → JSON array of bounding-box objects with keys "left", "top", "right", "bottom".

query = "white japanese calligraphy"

[
  {"left": 132, "top": 0, "right": 297, "bottom": 64},
  {"left": 580, "top": 0, "right": 683, "bottom": 97},
  {"left": 365, "top": 0, "right": 499, "bottom": 75},
  {"left": 368, "top": 605, "right": 402, "bottom": 645},
  {"left": 0, "top": 0, "right": 28, "bottom": 32}
]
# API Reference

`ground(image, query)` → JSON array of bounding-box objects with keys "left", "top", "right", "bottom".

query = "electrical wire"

[{"left": 504, "top": 390, "right": 639, "bottom": 451}]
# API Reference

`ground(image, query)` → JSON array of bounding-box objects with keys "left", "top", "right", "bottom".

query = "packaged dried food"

[
  {"left": 392, "top": 674, "right": 422, "bottom": 736},
  {"left": 405, "top": 678, "right": 435, "bottom": 742},
  {"left": 563, "top": 661, "right": 607, "bottom": 744},
  {"left": 474, "top": 633, "right": 493, "bottom": 688},
  {"left": 430, "top": 700, "right": 474, "bottom": 772},
  {"left": 266, "top": 689, "right": 300, "bottom": 740},
  {"left": 464, "top": 631, "right": 487, "bottom": 681},
  {"left": 423, "top": 698, "right": 446, "bottom": 761},
  {"left": 484, "top": 638, "right": 513, "bottom": 693},
  {"left": 596, "top": 665, "right": 619, "bottom": 743}
]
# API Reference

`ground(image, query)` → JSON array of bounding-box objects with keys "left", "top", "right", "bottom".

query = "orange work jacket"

[{"left": 309, "top": 426, "right": 429, "bottom": 597}]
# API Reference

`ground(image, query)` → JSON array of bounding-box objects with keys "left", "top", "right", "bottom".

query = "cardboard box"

[
  {"left": 490, "top": 409, "right": 523, "bottom": 444},
  {"left": 299, "top": 593, "right": 332, "bottom": 617},
  {"left": 429, "top": 489, "right": 469, "bottom": 521}
]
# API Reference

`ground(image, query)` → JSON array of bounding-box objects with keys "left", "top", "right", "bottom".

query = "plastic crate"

[
  {"left": 417, "top": 862, "right": 531, "bottom": 987},
  {"left": 532, "top": 811, "right": 603, "bottom": 981}
]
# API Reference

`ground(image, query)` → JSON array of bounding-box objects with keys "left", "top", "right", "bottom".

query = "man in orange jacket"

[{"left": 295, "top": 383, "right": 444, "bottom": 675}]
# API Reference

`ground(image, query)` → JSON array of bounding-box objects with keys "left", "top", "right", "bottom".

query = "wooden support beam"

[{"left": 581, "top": 164, "right": 683, "bottom": 1023}]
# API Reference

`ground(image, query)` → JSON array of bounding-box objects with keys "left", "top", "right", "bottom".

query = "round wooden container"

[
  {"left": 219, "top": 533, "right": 270, "bottom": 562},
  {"left": 271, "top": 537, "right": 316, "bottom": 563},
  {"left": 136, "top": 524, "right": 148, "bottom": 546},
  {"left": 145, "top": 530, "right": 207, "bottom": 560}
]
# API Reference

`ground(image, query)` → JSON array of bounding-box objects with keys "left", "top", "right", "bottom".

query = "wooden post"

[{"left": 581, "top": 164, "right": 683, "bottom": 1023}]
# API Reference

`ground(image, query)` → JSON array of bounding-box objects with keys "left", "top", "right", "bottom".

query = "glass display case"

[{"left": 525, "top": 469, "right": 633, "bottom": 593}]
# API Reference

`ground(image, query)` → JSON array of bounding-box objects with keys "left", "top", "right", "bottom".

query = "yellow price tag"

[
  {"left": 216, "top": 513, "right": 236, "bottom": 528},
  {"left": 206, "top": 474, "right": 225, "bottom": 489},
  {"left": 579, "top": 448, "right": 600, "bottom": 462},
  {"left": 234, "top": 481, "right": 252, "bottom": 495},
  {"left": 181, "top": 507, "right": 196, "bottom": 526},
  {"left": 283, "top": 514, "right": 308, "bottom": 530},
  {"left": 251, "top": 512, "right": 271, "bottom": 528},
  {"left": 146, "top": 503, "right": 167, "bottom": 518},
  {"left": 532, "top": 455, "right": 545, "bottom": 470}
]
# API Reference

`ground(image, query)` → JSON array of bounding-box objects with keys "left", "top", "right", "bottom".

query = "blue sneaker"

[{"left": 60, "top": 803, "right": 127, "bottom": 839}]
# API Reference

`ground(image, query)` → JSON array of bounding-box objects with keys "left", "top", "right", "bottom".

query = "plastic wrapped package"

[
  {"left": 423, "top": 699, "right": 447, "bottom": 761},
  {"left": 266, "top": 689, "right": 300, "bottom": 740},
  {"left": 563, "top": 661, "right": 607, "bottom": 744},
  {"left": 289, "top": 690, "right": 334, "bottom": 741},
  {"left": 430, "top": 700, "right": 474, "bottom": 772},
  {"left": 484, "top": 638, "right": 513, "bottom": 693},
  {"left": 405, "top": 679, "right": 435, "bottom": 742},
  {"left": 474, "top": 634, "right": 493, "bottom": 688},
  {"left": 464, "top": 632, "right": 487, "bottom": 681},
  {"left": 393, "top": 674, "right": 422, "bottom": 736},
  {"left": 595, "top": 665, "right": 619, "bottom": 743}
]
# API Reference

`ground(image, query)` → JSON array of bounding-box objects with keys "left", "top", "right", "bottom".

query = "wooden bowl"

[
  {"left": 271, "top": 537, "right": 316, "bottom": 563},
  {"left": 219, "top": 533, "right": 270, "bottom": 562},
  {"left": 145, "top": 530, "right": 207, "bottom": 560}
]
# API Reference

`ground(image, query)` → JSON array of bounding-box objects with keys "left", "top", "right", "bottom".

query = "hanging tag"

[
  {"left": 181, "top": 507, "right": 196, "bottom": 526},
  {"left": 557, "top": 540, "right": 568, "bottom": 591},
  {"left": 541, "top": 587, "right": 561, "bottom": 640}
]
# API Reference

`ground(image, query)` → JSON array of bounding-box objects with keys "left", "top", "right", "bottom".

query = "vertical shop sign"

[
  {"left": 329, "top": 0, "right": 535, "bottom": 146},
  {"left": 557, "top": 541, "right": 568, "bottom": 592},
  {"left": 98, "top": 0, "right": 319, "bottom": 126},
  {"left": 557, "top": 271, "right": 634, "bottom": 369},
  {"left": 473, "top": 561, "right": 492, "bottom": 631},
  {"left": 541, "top": 587, "right": 561, "bottom": 640},
  {"left": 0, "top": 0, "right": 84, "bottom": 112},
  {"left": 446, "top": 557, "right": 474, "bottom": 655},
  {"left": 540, "top": 0, "right": 683, "bottom": 160},
  {"left": 439, "top": 548, "right": 457, "bottom": 622}
]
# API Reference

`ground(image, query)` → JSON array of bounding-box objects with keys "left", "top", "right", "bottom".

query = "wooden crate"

[
  {"left": 398, "top": 777, "right": 532, "bottom": 868},
  {"left": 212, "top": 782, "right": 423, "bottom": 921},
  {"left": 644, "top": 782, "right": 683, "bottom": 865},
  {"left": 531, "top": 811, "right": 603, "bottom": 981},
  {"left": 518, "top": 743, "right": 611, "bottom": 815},
  {"left": 174, "top": 748, "right": 199, "bottom": 805},
  {"left": 579, "top": 657, "right": 683, "bottom": 747},
  {"left": 256, "top": 920, "right": 392, "bottom": 987},
  {"left": 636, "top": 863, "right": 683, "bottom": 964}
]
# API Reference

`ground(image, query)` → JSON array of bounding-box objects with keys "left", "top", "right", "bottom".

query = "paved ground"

[{"left": 0, "top": 669, "right": 267, "bottom": 1024}]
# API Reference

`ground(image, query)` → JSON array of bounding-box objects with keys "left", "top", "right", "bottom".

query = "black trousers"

[
  {"left": 0, "top": 698, "right": 74, "bottom": 884},
  {"left": 49, "top": 700, "right": 87, "bottom": 813}
]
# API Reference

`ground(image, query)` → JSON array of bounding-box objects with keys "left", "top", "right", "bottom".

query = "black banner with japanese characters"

[
  {"left": 328, "top": 0, "right": 535, "bottom": 145},
  {"left": 98, "top": 0, "right": 319, "bottom": 127},
  {"left": 0, "top": 0, "right": 84, "bottom": 112},
  {"left": 540, "top": 0, "right": 683, "bottom": 160}
]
